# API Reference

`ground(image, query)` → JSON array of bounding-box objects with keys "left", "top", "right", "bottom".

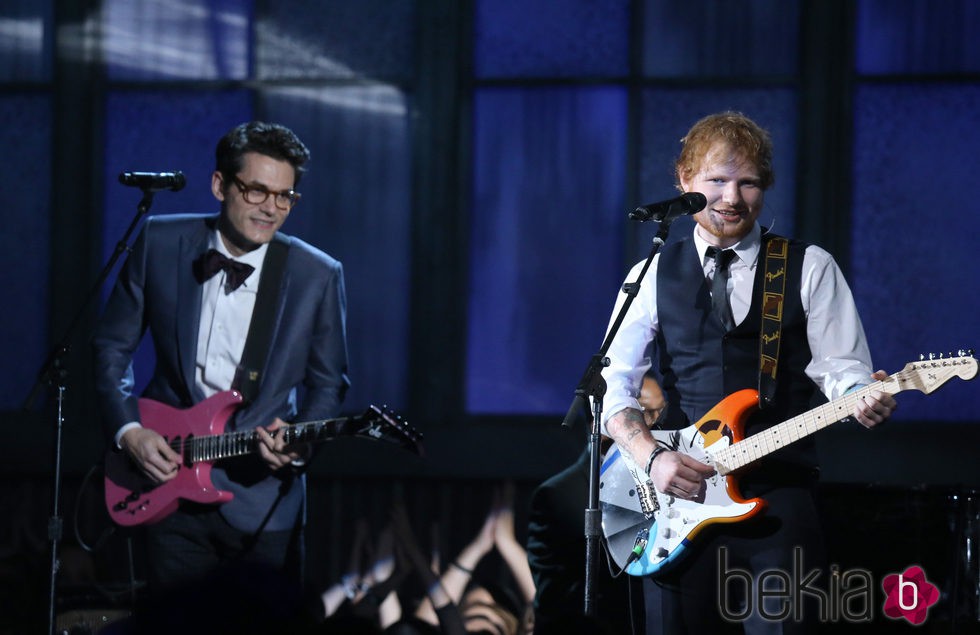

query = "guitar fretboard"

[
  {"left": 171, "top": 418, "right": 369, "bottom": 463},
  {"left": 710, "top": 356, "right": 975, "bottom": 475},
  {"left": 711, "top": 387, "right": 870, "bottom": 475}
]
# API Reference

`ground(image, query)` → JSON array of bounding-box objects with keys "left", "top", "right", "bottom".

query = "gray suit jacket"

[{"left": 93, "top": 213, "right": 350, "bottom": 532}]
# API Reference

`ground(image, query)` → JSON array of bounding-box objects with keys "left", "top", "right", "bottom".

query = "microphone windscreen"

[{"left": 680, "top": 191, "right": 707, "bottom": 213}]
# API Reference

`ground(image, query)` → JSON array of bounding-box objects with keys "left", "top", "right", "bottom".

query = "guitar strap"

[
  {"left": 235, "top": 237, "right": 289, "bottom": 404},
  {"left": 758, "top": 235, "right": 788, "bottom": 409}
]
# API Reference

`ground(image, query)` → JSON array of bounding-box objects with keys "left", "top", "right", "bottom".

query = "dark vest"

[{"left": 655, "top": 233, "right": 825, "bottom": 479}]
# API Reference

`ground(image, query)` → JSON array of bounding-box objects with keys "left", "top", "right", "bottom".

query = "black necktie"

[
  {"left": 706, "top": 246, "right": 736, "bottom": 331},
  {"left": 194, "top": 249, "right": 254, "bottom": 291}
]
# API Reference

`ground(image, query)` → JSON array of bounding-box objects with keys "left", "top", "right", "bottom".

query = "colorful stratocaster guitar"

[
  {"left": 104, "top": 390, "right": 422, "bottom": 527},
  {"left": 599, "top": 352, "right": 977, "bottom": 577}
]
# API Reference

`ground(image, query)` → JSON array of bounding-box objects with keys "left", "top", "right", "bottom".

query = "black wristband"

[
  {"left": 645, "top": 446, "right": 667, "bottom": 476},
  {"left": 451, "top": 561, "right": 473, "bottom": 574}
]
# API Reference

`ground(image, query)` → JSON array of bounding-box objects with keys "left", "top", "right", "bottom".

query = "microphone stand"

[
  {"left": 23, "top": 189, "right": 157, "bottom": 635},
  {"left": 561, "top": 213, "right": 680, "bottom": 618}
]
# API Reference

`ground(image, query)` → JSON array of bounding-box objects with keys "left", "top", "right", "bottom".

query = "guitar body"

[
  {"left": 600, "top": 389, "right": 765, "bottom": 577},
  {"left": 104, "top": 391, "right": 242, "bottom": 527}
]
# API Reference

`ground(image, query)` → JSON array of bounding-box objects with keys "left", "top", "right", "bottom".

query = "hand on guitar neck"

[
  {"left": 255, "top": 417, "right": 310, "bottom": 470},
  {"left": 851, "top": 369, "right": 897, "bottom": 428}
]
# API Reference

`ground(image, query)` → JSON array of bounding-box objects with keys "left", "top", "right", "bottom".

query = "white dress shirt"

[
  {"left": 195, "top": 233, "right": 267, "bottom": 397},
  {"left": 599, "top": 223, "right": 875, "bottom": 433}
]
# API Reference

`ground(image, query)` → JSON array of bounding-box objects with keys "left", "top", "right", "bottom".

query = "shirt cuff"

[
  {"left": 290, "top": 443, "right": 314, "bottom": 467},
  {"left": 114, "top": 422, "right": 142, "bottom": 449}
]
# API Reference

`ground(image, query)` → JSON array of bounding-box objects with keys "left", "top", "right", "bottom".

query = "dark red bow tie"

[{"left": 194, "top": 249, "right": 255, "bottom": 290}]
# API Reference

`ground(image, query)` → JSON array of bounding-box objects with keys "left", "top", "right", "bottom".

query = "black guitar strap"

[
  {"left": 758, "top": 235, "right": 788, "bottom": 409},
  {"left": 235, "top": 237, "right": 289, "bottom": 404}
]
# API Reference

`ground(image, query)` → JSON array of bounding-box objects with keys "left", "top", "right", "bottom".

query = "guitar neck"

[
  {"left": 185, "top": 418, "right": 353, "bottom": 464},
  {"left": 711, "top": 384, "right": 880, "bottom": 475},
  {"left": 709, "top": 352, "right": 977, "bottom": 474}
]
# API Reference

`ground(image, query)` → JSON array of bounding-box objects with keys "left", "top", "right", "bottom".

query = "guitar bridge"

[{"left": 636, "top": 480, "right": 660, "bottom": 518}]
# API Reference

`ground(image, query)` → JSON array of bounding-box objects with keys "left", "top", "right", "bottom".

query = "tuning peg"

[
  {"left": 919, "top": 354, "right": 926, "bottom": 361},
  {"left": 929, "top": 353, "right": 936, "bottom": 360}
]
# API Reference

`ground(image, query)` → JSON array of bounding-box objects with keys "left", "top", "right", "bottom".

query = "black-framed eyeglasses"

[{"left": 231, "top": 176, "right": 301, "bottom": 210}]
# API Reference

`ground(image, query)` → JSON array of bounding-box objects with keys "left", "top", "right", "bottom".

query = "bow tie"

[{"left": 194, "top": 249, "right": 255, "bottom": 290}]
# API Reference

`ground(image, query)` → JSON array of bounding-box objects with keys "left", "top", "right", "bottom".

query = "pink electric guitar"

[{"left": 104, "top": 390, "right": 422, "bottom": 527}]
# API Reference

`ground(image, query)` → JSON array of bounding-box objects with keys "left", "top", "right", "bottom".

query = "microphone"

[
  {"left": 118, "top": 171, "right": 186, "bottom": 192},
  {"left": 629, "top": 191, "right": 707, "bottom": 222}
]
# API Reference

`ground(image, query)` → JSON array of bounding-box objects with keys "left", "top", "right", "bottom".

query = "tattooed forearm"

[{"left": 608, "top": 408, "right": 651, "bottom": 462}]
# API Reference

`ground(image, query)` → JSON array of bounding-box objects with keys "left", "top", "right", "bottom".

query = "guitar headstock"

[
  {"left": 895, "top": 349, "right": 977, "bottom": 394},
  {"left": 359, "top": 405, "right": 425, "bottom": 456}
]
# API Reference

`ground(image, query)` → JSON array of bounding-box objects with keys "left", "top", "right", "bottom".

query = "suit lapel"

[
  {"left": 270, "top": 233, "right": 291, "bottom": 346},
  {"left": 252, "top": 233, "right": 291, "bottom": 392},
  {"left": 176, "top": 221, "right": 212, "bottom": 403}
]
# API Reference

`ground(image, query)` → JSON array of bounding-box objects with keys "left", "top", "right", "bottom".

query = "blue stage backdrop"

[{"left": 1, "top": 0, "right": 977, "bottom": 432}]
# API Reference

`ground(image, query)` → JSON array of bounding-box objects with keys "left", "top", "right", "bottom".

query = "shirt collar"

[{"left": 693, "top": 223, "right": 761, "bottom": 269}]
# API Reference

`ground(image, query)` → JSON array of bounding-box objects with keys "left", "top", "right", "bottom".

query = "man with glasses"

[{"left": 94, "top": 121, "right": 350, "bottom": 593}]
